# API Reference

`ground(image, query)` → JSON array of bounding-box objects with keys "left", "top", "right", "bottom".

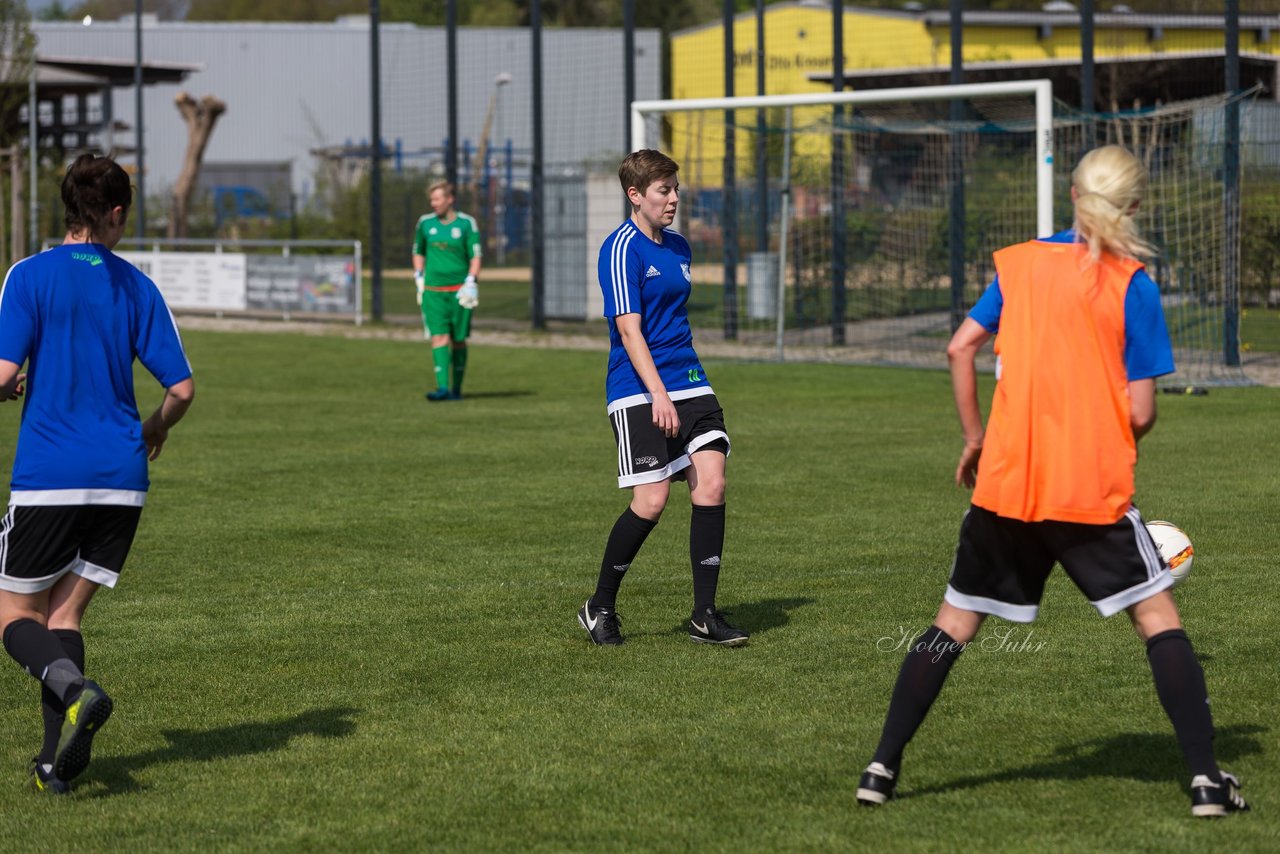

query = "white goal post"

[{"left": 631, "top": 79, "right": 1055, "bottom": 239}]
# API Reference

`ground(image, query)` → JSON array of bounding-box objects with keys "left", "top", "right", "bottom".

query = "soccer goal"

[
  {"left": 630, "top": 80, "right": 1253, "bottom": 387},
  {"left": 631, "top": 80, "right": 1053, "bottom": 367}
]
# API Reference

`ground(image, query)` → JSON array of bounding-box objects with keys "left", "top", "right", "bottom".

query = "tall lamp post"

[{"left": 473, "top": 72, "right": 511, "bottom": 264}]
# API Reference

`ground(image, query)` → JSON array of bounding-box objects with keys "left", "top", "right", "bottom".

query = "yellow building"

[{"left": 668, "top": 3, "right": 1280, "bottom": 180}]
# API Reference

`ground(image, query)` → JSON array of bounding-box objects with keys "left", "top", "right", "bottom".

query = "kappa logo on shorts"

[
  {"left": 645, "top": 265, "right": 661, "bottom": 278},
  {"left": 634, "top": 455, "right": 659, "bottom": 468}
]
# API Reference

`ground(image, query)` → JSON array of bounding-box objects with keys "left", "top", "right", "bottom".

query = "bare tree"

[{"left": 168, "top": 91, "right": 225, "bottom": 238}]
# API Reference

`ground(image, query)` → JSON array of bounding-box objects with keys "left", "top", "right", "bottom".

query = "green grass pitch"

[{"left": 0, "top": 328, "right": 1275, "bottom": 851}]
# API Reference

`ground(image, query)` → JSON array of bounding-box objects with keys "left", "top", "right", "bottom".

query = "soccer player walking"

[
  {"left": 856, "top": 145, "right": 1248, "bottom": 818},
  {"left": 412, "top": 181, "right": 481, "bottom": 401},
  {"left": 577, "top": 149, "right": 747, "bottom": 647},
  {"left": 0, "top": 154, "right": 194, "bottom": 793}
]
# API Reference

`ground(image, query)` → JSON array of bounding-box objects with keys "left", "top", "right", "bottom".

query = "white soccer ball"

[{"left": 1146, "top": 520, "right": 1194, "bottom": 587}]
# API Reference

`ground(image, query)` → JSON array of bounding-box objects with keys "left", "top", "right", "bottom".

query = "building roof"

[
  {"left": 36, "top": 55, "right": 202, "bottom": 86},
  {"left": 673, "top": 3, "right": 1280, "bottom": 38},
  {"left": 808, "top": 50, "right": 1279, "bottom": 107}
]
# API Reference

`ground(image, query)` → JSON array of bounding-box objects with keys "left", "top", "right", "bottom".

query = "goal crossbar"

[{"left": 631, "top": 79, "right": 1055, "bottom": 237}]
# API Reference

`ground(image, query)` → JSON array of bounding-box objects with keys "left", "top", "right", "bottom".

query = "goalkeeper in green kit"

[{"left": 413, "top": 180, "right": 482, "bottom": 401}]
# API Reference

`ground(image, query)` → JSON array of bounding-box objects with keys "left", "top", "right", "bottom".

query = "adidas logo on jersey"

[{"left": 645, "top": 265, "right": 661, "bottom": 278}]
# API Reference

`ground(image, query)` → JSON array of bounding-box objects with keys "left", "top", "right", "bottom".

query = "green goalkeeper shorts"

[{"left": 421, "top": 289, "right": 473, "bottom": 340}]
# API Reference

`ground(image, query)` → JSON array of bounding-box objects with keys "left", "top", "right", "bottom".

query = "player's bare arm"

[
  {"left": 142, "top": 378, "right": 196, "bottom": 461},
  {"left": 1128, "top": 378, "right": 1157, "bottom": 440},
  {"left": 0, "top": 359, "right": 24, "bottom": 401},
  {"left": 946, "top": 318, "right": 992, "bottom": 488},
  {"left": 615, "top": 312, "right": 679, "bottom": 438}
]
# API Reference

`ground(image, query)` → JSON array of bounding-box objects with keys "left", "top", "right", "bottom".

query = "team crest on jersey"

[
  {"left": 452, "top": 227, "right": 462, "bottom": 239},
  {"left": 428, "top": 227, "right": 437, "bottom": 235},
  {"left": 680, "top": 263, "right": 691, "bottom": 282},
  {"left": 645, "top": 265, "right": 661, "bottom": 278}
]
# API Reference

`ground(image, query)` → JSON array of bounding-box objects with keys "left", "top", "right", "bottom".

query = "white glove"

[
  {"left": 457, "top": 275, "right": 479, "bottom": 309},
  {"left": 414, "top": 271, "right": 424, "bottom": 306}
]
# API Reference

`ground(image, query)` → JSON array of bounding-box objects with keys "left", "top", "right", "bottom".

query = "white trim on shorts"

[
  {"left": 10, "top": 489, "right": 146, "bottom": 507},
  {"left": 0, "top": 554, "right": 80, "bottom": 594},
  {"left": 943, "top": 585, "right": 1040, "bottom": 623},
  {"left": 74, "top": 558, "right": 120, "bottom": 589},
  {"left": 1090, "top": 508, "right": 1173, "bottom": 616},
  {"left": 606, "top": 386, "right": 716, "bottom": 416},
  {"left": 687, "top": 430, "right": 730, "bottom": 456},
  {"left": 618, "top": 455, "right": 692, "bottom": 489}
]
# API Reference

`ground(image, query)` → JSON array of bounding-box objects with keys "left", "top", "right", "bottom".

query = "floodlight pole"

[
  {"left": 948, "top": 0, "right": 965, "bottom": 334},
  {"left": 370, "top": 0, "right": 383, "bottom": 321},
  {"left": 831, "top": 0, "right": 845, "bottom": 346},
  {"left": 722, "top": 0, "right": 738, "bottom": 341},
  {"left": 28, "top": 70, "right": 36, "bottom": 255},
  {"left": 134, "top": 0, "right": 145, "bottom": 237},
  {"left": 446, "top": 0, "right": 458, "bottom": 187},
  {"left": 1223, "top": 0, "right": 1240, "bottom": 367}
]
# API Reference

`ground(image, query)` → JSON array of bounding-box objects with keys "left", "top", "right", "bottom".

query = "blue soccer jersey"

[
  {"left": 598, "top": 221, "right": 711, "bottom": 410},
  {"left": 0, "top": 244, "right": 192, "bottom": 504},
  {"left": 968, "top": 229, "right": 1175, "bottom": 380}
]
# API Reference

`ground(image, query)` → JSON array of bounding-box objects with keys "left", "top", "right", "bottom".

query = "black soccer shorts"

[
  {"left": 608, "top": 391, "right": 730, "bottom": 488},
  {"left": 944, "top": 503, "right": 1173, "bottom": 622},
  {"left": 0, "top": 504, "right": 142, "bottom": 594}
]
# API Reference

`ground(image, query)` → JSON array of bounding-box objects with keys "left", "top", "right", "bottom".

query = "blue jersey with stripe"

[
  {"left": 0, "top": 244, "right": 192, "bottom": 500},
  {"left": 597, "top": 220, "right": 710, "bottom": 407},
  {"left": 968, "top": 229, "right": 1175, "bottom": 381}
]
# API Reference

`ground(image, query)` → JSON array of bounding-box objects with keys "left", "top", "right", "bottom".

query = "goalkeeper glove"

[
  {"left": 457, "top": 275, "right": 479, "bottom": 309},
  {"left": 414, "top": 271, "right": 425, "bottom": 306}
]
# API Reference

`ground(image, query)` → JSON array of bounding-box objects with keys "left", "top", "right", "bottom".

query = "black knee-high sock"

[
  {"left": 39, "top": 629, "right": 86, "bottom": 764},
  {"left": 2, "top": 619, "right": 84, "bottom": 705},
  {"left": 690, "top": 503, "right": 725, "bottom": 613},
  {"left": 1147, "top": 628, "right": 1220, "bottom": 782},
  {"left": 871, "top": 626, "right": 966, "bottom": 773},
  {"left": 592, "top": 507, "right": 659, "bottom": 610}
]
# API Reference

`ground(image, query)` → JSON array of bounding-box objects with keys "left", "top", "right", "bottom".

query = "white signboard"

[{"left": 118, "top": 251, "right": 249, "bottom": 311}]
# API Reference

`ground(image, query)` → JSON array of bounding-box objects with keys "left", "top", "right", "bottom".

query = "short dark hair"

[
  {"left": 61, "top": 153, "right": 132, "bottom": 235},
  {"left": 618, "top": 149, "right": 678, "bottom": 198}
]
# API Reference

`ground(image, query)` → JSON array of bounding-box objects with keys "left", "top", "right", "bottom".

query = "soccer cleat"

[
  {"left": 688, "top": 607, "right": 749, "bottom": 646},
  {"left": 578, "top": 600, "right": 624, "bottom": 646},
  {"left": 425, "top": 388, "right": 455, "bottom": 402},
  {"left": 28, "top": 758, "right": 70, "bottom": 795},
  {"left": 856, "top": 762, "right": 898, "bottom": 806},
  {"left": 52, "top": 679, "right": 113, "bottom": 783},
  {"left": 1190, "top": 771, "right": 1250, "bottom": 818}
]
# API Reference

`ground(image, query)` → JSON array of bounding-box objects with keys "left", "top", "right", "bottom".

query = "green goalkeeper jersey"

[{"left": 413, "top": 212, "right": 481, "bottom": 287}]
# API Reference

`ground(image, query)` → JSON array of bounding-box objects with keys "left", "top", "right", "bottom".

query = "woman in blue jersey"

[
  {"left": 576, "top": 149, "right": 747, "bottom": 647},
  {"left": 0, "top": 154, "right": 194, "bottom": 793}
]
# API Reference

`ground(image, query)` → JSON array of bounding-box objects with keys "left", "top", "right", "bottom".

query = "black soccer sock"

[
  {"left": 2, "top": 618, "right": 84, "bottom": 705},
  {"left": 871, "top": 625, "right": 966, "bottom": 773},
  {"left": 452, "top": 346, "right": 467, "bottom": 395},
  {"left": 1146, "top": 628, "right": 1220, "bottom": 782},
  {"left": 690, "top": 503, "right": 726, "bottom": 613},
  {"left": 592, "top": 507, "right": 659, "bottom": 610},
  {"left": 39, "top": 629, "right": 86, "bottom": 765}
]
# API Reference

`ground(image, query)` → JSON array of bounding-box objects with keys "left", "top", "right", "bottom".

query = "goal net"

[{"left": 632, "top": 82, "right": 1257, "bottom": 387}]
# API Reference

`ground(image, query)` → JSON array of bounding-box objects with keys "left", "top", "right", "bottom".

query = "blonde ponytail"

[{"left": 1071, "top": 145, "right": 1156, "bottom": 263}]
